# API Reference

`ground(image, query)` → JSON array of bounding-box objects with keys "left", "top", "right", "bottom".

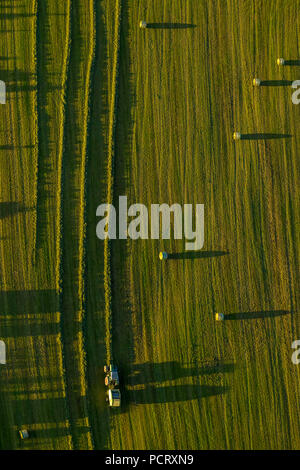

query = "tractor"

[
  {"left": 104, "top": 364, "right": 119, "bottom": 388},
  {"left": 106, "top": 388, "right": 121, "bottom": 407},
  {"left": 104, "top": 364, "right": 121, "bottom": 407}
]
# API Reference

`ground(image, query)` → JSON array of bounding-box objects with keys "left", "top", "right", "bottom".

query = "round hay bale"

[
  {"left": 253, "top": 78, "right": 261, "bottom": 86},
  {"left": 0, "top": 340, "right": 5, "bottom": 364},
  {"left": 159, "top": 251, "right": 168, "bottom": 260},
  {"left": 19, "top": 430, "right": 29, "bottom": 440},
  {"left": 215, "top": 313, "right": 224, "bottom": 321}
]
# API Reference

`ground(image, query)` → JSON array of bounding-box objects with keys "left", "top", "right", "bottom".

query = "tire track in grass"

[
  {"left": 84, "top": 0, "right": 112, "bottom": 449},
  {"left": 108, "top": 0, "right": 140, "bottom": 449},
  {"left": 79, "top": 0, "right": 97, "bottom": 451},
  {"left": 32, "top": 0, "right": 39, "bottom": 256},
  {"left": 59, "top": 0, "right": 95, "bottom": 450}
]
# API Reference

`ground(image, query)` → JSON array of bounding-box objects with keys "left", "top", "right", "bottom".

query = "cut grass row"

[
  {"left": 59, "top": 0, "right": 95, "bottom": 450},
  {"left": 104, "top": 0, "right": 123, "bottom": 365},
  {"left": 0, "top": 0, "right": 71, "bottom": 449},
  {"left": 36, "top": 0, "right": 72, "bottom": 448}
]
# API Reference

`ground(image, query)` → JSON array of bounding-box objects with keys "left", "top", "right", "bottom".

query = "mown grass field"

[{"left": 0, "top": 0, "right": 299, "bottom": 450}]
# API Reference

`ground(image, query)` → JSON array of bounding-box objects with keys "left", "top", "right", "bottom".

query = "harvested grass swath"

[{"left": 104, "top": 0, "right": 122, "bottom": 364}]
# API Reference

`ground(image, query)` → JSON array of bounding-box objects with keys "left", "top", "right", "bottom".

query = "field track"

[{"left": 0, "top": 0, "right": 299, "bottom": 450}]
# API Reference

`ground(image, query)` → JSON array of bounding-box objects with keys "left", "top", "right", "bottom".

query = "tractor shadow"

[
  {"left": 111, "top": 361, "right": 232, "bottom": 413},
  {"left": 168, "top": 250, "right": 229, "bottom": 260},
  {"left": 126, "top": 384, "right": 228, "bottom": 405},
  {"left": 146, "top": 23, "right": 196, "bottom": 29},
  {"left": 128, "top": 361, "right": 234, "bottom": 386},
  {"left": 240, "top": 133, "right": 292, "bottom": 140},
  {"left": 224, "top": 309, "right": 291, "bottom": 320}
]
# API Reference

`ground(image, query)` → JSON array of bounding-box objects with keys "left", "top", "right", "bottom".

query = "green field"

[{"left": 0, "top": 0, "right": 299, "bottom": 450}]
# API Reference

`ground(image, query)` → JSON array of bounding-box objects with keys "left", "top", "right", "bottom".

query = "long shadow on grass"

[
  {"left": 0, "top": 202, "right": 32, "bottom": 219},
  {"left": 0, "top": 69, "right": 34, "bottom": 85},
  {"left": 35, "top": 1, "right": 66, "bottom": 250},
  {"left": 0, "top": 319, "right": 60, "bottom": 337},
  {"left": 30, "top": 426, "right": 87, "bottom": 439},
  {"left": 128, "top": 361, "right": 234, "bottom": 385},
  {"left": 11, "top": 397, "right": 71, "bottom": 425},
  {"left": 260, "top": 80, "right": 293, "bottom": 86},
  {"left": 0, "top": 145, "right": 34, "bottom": 150},
  {"left": 126, "top": 384, "right": 227, "bottom": 405},
  {"left": 240, "top": 133, "right": 292, "bottom": 140},
  {"left": 282, "top": 60, "right": 300, "bottom": 66},
  {"left": 0, "top": 13, "right": 34, "bottom": 19},
  {"left": 0, "top": 4, "right": 25, "bottom": 10},
  {"left": 0, "top": 29, "right": 30, "bottom": 34},
  {"left": 146, "top": 23, "right": 196, "bottom": 29},
  {"left": 224, "top": 310, "right": 291, "bottom": 320},
  {"left": 0, "top": 289, "right": 59, "bottom": 314},
  {"left": 6, "top": 84, "right": 39, "bottom": 92},
  {"left": 168, "top": 250, "right": 229, "bottom": 260}
]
